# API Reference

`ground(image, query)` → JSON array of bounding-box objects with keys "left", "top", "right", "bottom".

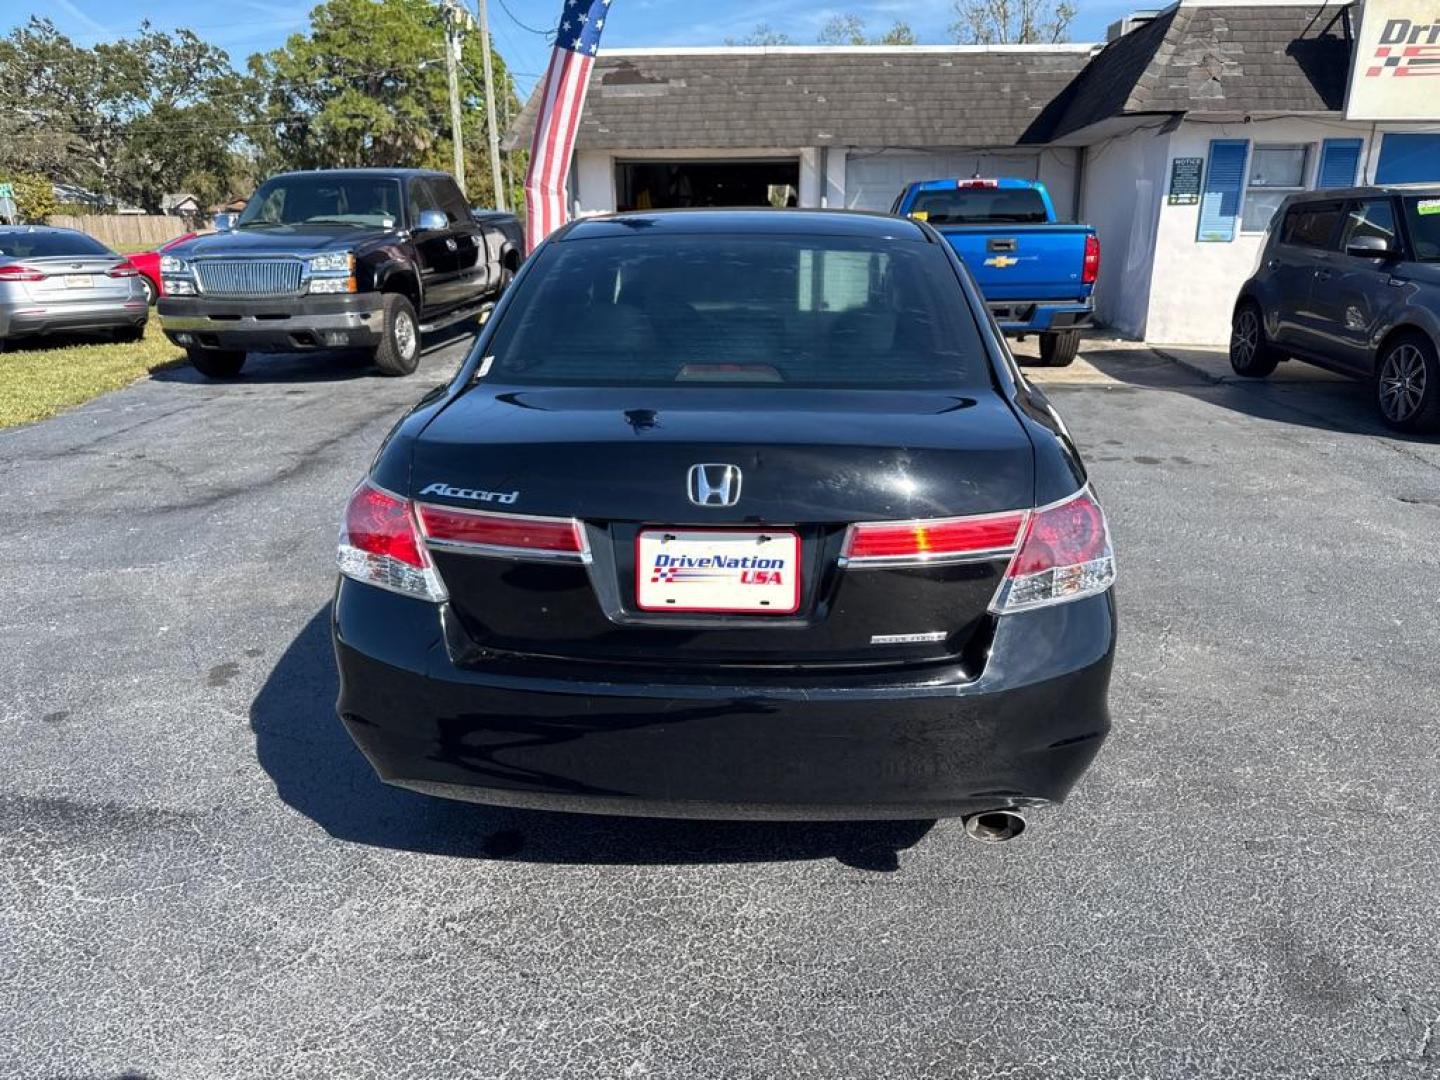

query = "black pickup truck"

[{"left": 157, "top": 168, "right": 523, "bottom": 377}]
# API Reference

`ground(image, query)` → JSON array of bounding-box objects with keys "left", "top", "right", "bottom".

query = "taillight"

[
  {"left": 843, "top": 511, "right": 1027, "bottom": 565},
  {"left": 1082, "top": 234, "right": 1100, "bottom": 285},
  {"left": 958, "top": 178, "right": 998, "bottom": 188},
  {"left": 990, "top": 487, "right": 1115, "bottom": 613},
  {"left": 416, "top": 504, "right": 589, "bottom": 562},
  {"left": 336, "top": 482, "right": 447, "bottom": 601},
  {"left": 0, "top": 263, "right": 45, "bottom": 282},
  {"left": 107, "top": 261, "right": 140, "bottom": 278}
]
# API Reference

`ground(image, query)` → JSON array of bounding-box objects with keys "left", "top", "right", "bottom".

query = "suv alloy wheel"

[
  {"left": 1229, "top": 302, "right": 1280, "bottom": 378},
  {"left": 1376, "top": 334, "right": 1440, "bottom": 433}
]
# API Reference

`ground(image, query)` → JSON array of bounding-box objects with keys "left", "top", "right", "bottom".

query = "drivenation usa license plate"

[{"left": 635, "top": 529, "right": 800, "bottom": 614}]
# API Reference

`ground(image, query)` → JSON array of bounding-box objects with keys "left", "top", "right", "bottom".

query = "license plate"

[
  {"left": 636, "top": 529, "right": 800, "bottom": 614},
  {"left": 64, "top": 274, "right": 93, "bottom": 289}
]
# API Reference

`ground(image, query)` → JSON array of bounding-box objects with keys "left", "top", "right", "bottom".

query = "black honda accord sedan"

[{"left": 332, "top": 209, "right": 1115, "bottom": 841}]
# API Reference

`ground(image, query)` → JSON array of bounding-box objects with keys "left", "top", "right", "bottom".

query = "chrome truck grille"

[{"left": 195, "top": 258, "right": 303, "bottom": 297}]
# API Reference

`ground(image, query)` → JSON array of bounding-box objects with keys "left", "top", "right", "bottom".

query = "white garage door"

[{"left": 844, "top": 150, "right": 1077, "bottom": 215}]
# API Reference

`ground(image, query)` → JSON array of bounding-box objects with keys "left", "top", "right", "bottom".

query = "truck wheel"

[
  {"left": 1375, "top": 333, "right": 1440, "bottom": 434},
  {"left": 1229, "top": 302, "right": 1280, "bottom": 377},
  {"left": 1039, "top": 330, "right": 1080, "bottom": 367},
  {"left": 139, "top": 277, "right": 157, "bottom": 306},
  {"left": 373, "top": 293, "right": 420, "bottom": 377},
  {"left": 187, "top": 348, "right": 246, "bottom": 378}
]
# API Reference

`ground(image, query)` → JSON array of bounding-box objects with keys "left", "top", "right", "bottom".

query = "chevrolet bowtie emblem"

[{"left": 984, "top": 255, "right": 1019, "bottom": 268}]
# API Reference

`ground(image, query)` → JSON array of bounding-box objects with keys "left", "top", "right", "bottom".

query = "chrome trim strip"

[
  {"left": 839, "top": 545, "right": 1019, "bottom": 570},
  {"left": 423, "top": 538, "right": 592, "bottom": 565}
]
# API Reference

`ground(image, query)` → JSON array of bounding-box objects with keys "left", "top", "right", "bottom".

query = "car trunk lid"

[
  {"left": 12, "top": 255, "right": 134, "bottom": 302},
  {"left": 410, "top": 385, "right": 1035, "bottom": 670}
]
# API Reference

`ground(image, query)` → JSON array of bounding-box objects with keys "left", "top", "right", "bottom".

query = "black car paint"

[
  {"left": 157, "top": 170, "right": 522, "bottom": 353},
  {"left": 334, "top": 210, "right": 1112, "bottom": 821}
]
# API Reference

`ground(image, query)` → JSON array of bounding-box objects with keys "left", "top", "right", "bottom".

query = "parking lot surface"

[{"left": 3, "top": 335, "right": 1438, "bottom": 1079}]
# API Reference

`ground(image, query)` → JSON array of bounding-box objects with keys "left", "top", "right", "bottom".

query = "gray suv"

[{"left": 1232, "top": 186, "right": 1440, "bottom": 433}]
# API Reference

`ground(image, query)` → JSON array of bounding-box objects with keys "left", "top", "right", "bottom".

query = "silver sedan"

[{"left": 0, "top": 226, "right": 149, "bottom": 347}]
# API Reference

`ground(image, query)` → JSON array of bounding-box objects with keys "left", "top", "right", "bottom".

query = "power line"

[{"left": 494, "top": 0, "right": 554, "bottom": 38}]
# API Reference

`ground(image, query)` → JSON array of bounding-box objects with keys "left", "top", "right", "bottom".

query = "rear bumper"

[
  {"left": 332, "top": 579, "right": 1115, "bottom": 821},
  {"left": 158, "top": 293, "right": 383, "bottom": 352},
  {"left": 1, "top": 297, "right": 148, "bottom": 338},
  {"left": 989, "top": 300, "right": 1093, "bottom": 334}
]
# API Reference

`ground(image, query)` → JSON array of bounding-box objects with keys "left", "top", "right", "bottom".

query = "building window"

[
  {"left": 1375, "top": 134, "right": 1440, "bottom": 184},
  {"left": 1242, "top": 145, "right": 1310, "bottom": 234}
]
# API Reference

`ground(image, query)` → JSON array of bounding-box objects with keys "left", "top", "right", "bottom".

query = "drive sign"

[{"left": 1347, "top": 0, "right": 1440, "bottom": 119}]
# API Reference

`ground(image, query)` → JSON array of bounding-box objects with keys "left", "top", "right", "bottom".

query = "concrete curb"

[{"left": 1148, "top": 346, "right": 1225, "bottom": 385}]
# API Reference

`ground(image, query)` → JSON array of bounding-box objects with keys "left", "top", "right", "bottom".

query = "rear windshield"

[
  {"left": 483, "top": 233, "right": 987, "bottom": 389},
  {"left": 908, "top": 187, "right": 1049, "bottom": 225},
  {"left": 1403, "top": 196, "right": 1440, "bottom": 262},
  {"left": 0, "top": 231, "right": 113, "bottom": 258},
  {"left": 236, "top": 175, "right": 403, "bottom": 229}
]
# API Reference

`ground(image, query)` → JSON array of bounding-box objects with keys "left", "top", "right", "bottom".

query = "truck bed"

[{"left": 931, "top": 222, "right": 1095, "bottom": 303}]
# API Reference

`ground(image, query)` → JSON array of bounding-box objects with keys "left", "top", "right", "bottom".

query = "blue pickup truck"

[{"left": 891, "top": 178, "right": 1099, "bottom": 366}]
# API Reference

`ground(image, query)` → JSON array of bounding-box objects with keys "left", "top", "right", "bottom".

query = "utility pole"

[
  {"left": 442, "top": 0, "right": 466, "bottom": 194},
  {"left": 477, "top": 0, "right": 506, "bottom": 211},
  {"left": 501, "top": 84, "right": 515, "bottom": 203}
]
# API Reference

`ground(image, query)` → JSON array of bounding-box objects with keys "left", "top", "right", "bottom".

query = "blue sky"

[{"left": 2, "top": 0, "right": 1146, "bottom": 97}]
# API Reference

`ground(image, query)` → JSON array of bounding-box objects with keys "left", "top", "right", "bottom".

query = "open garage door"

[{"left": 616, "top": 159, "right": 800, "bottom": 211}]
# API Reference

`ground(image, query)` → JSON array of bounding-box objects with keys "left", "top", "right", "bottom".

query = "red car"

[{"left": 129, "top": 232, "right": 198, "bottom": 306}]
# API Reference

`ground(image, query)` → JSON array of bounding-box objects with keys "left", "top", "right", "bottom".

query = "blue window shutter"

[
  {"left": 1197, "top": 140, "right": 1249, "bottom": 243},
  {"left": 1318, "top": 139, "right": 1363, "bottom": 189}
]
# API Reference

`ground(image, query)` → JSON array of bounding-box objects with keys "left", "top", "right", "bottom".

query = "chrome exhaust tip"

[{"left": 962, "top": 809, "right": 1027, "bottom": 844}]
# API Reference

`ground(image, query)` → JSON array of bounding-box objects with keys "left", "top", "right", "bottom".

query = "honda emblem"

[{"left": 687, "top": 463, "right": 742, "bottom": 508}]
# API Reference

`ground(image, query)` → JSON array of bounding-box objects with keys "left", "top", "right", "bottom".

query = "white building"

[{"left": 512, "top": 0, "right": 1440, "bottom": 346}]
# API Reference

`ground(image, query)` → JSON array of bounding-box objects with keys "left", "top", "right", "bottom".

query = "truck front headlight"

[
  {"left": 159, "top": 255, "right": 189, "bottom": 274},
  {"left": 308, "top": 252, "right": 354, "bottom": 274}
]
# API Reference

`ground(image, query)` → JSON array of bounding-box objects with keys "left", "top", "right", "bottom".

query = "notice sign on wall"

[
  {"left": 1347, "top": 0, "right": 1440, "bottom": 120},
  {"left": 1168, "top": 158, "right": 1204, "bottom": 205}
]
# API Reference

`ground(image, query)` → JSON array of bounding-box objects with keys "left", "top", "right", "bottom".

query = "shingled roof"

[
  {"left": 1050, "top": 3, "right": 1354, "bottom": 137},
  {"left": 507, "top": 46, "right": 1098, "bottom": 151}
]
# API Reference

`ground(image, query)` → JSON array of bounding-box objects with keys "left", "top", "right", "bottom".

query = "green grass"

[{"left": 0, "top": 320, "right": 185, "bottom": 428}]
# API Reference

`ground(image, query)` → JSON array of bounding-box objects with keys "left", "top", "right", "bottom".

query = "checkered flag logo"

[{"left": 1367, "top": 45, "right": 1440, "bottom": 77}]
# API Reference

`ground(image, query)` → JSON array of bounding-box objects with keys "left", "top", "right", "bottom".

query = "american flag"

[{"left": 524, "top": 0, "right": 612, "bottom": 252}]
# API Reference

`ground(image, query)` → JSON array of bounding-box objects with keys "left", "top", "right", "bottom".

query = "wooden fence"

[{"left": 49, "top": 214, "right": 199, "bottom": 251}]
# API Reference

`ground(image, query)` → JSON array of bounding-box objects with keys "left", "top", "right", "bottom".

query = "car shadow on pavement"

[
  {"left": 250, "top": 607, "right": 936, "bottom": 870},
  {"left": 150, "top": 324, "right": 479, "bottom": 385},
  {"left": 1076, "top": 346, "right": 1440, "bottom": 444}
]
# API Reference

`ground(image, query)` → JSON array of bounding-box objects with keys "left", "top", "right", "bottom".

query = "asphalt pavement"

[{"left": 2, "top": 333, "right": 1438, "bottom": 1079}]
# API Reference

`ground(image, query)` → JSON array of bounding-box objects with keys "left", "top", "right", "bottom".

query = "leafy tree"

[
  {"left": 0, "top": 172, "right": 60, "bottom": 222},
  {"left": 818, "top": 15, "right": 868, "bottom": 45},
  {"left": 100, "top": 25, "right": 253, "bottom": 211},
  {"left": 725, "top": 23, "right": 794, "bottom": 45},
  {"left": 245, "top": 0, "right": 521, "bottom": 206},
  {"left": 0, "top": 20, "right": 111, "bottom": 187},
  {"left": 950, "top": 0, "right": 1076, "bottom": 43},
  {"left": 817, "top": 14, "right": 919, "bottom": 45},
  {"left": 878, "top": 22, "right": 919, "bottom": 45},
  {"left": 0, "top": 17, "right": 247, "bottom": 211}
]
